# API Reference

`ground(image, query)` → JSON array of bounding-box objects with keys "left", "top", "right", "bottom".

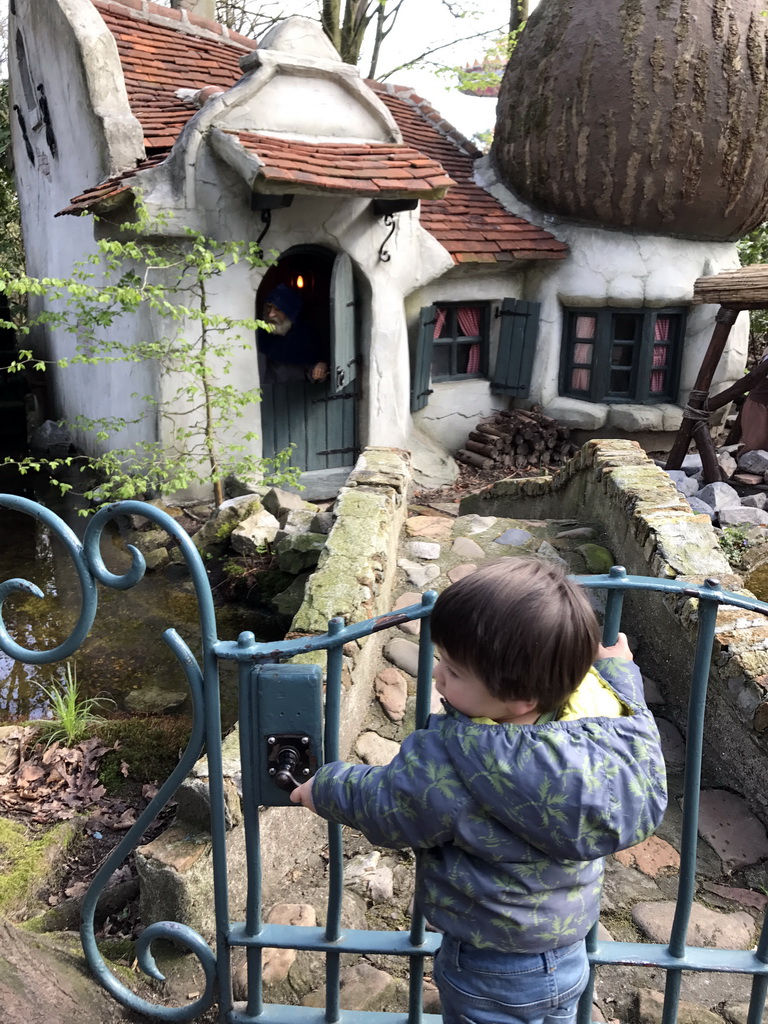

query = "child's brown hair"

[{"left": 430, "top": 557, "right": 600, "bottom": 713}]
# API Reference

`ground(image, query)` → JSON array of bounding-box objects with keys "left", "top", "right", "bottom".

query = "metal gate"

[{"left": 1, "top": 495, "right": 768, "bottom": 1024}]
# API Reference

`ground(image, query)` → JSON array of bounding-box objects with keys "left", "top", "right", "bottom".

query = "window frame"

[
  {"left": 559, "top": 306, "right": 686, "bottom": 404},
  {"left": 430, "top": 302, "right": 491, "bottom": 382}
]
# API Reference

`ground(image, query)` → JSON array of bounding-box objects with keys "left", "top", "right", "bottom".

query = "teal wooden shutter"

[
  {"left": 492, "top": 298, "right": 541, "bottom": 398},
  {"left": 411, "top": 305, "right": 436, "bottom": 411},
  {"left": 330, "top": 253, "right": 356, "bottom": 395}
]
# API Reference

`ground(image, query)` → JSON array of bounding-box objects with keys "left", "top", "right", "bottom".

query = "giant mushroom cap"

[{"left": 491, "top": 0, "right": 768, "bottom": 241}]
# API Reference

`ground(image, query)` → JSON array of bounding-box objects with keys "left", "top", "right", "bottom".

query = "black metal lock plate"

[{"left": 266, "top": 733, "right": 317, "bottom": 793}]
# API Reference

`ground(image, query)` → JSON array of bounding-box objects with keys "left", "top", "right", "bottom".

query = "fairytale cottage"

[{"left": 8, "top": 0, "right": 757, "bottom": 495}]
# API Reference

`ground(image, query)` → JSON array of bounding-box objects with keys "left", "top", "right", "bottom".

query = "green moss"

[
  {"left": 97, "top": 716, "right": 194, "bottom": 797},
  {"left": 0, "top": 817, "right": 80, "bottom": 915}
]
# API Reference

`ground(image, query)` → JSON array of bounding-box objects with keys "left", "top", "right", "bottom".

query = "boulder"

[
  {"left": 272, "top": 573, "right": 311, "bottom": 618},
  {"left": 696, "top": 482, "right": 742, "bottom": 512},
  {"left": 29, "top": 420, "right": 72, "bottom": 456},
  {"left": 192, "top": 496, "right": 264, "bottom": 552},
  {"left": 737, "top": 449, "right": 768, "bottom": 476},
  {"left": 742, "top": 492, "right": 768, "bottom": 511},
  {"left": 718, "top": 507, "right": 768, "bottom": 528},
  {"left": 275, "top": 533, "right": 326, "bottom": 574},
  {"left": 262, "top": 487, "right": 317, "bottom": 523},
  {"left": 686, "top": 496, "right": 715, "bottom": 520},
  {"left": 231, "top": 509, "right": 281, "bottom": 556}
]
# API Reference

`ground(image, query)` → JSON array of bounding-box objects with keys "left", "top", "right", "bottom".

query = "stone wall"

[
  {"left": 460, "top": 439, "right": 768, "bottom": 821},
  {"left": 136, "top": 447, "right": 412, "bottom": 937}
]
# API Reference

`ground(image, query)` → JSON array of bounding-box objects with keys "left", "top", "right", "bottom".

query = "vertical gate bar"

[
  {"left": 746, "top": 913, "right": 768, "bottom": 1024},
  {"left": 405, "top": 592, "right": 438, "bottom": 1023},
  {"left": 577, "top": 569, "right": 626, "bottom": 1024},
  {"left": 202, "top": 635, "right": 233, "bottom": 1021},
  {"left": 661, "top": 586, "right": 720, "bottom": 1024},
  {"left": 324, "top": 618, "right": 345, "bottom": 1023},
  {"left": 236, "top": 644, "right": 263, "bottom": 1019}
]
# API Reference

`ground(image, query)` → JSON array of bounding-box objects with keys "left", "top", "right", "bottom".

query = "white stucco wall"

[
  {"left": 476, "top": 158, "right": 749, "bottom": 432},
  {"left": 10, "top": 0, "right": 152, "bottom": 455}
]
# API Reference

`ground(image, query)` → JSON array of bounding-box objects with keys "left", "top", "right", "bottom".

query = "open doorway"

[{"left": 256, "top": 246, "right": 359, "bottom": 476}]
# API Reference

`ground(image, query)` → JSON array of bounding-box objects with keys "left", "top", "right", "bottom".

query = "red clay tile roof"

[
  {"left": 94, "top": 0, "right": 252, "bottom": 152},
  {"left": 369, "top": 82, "right": 567, "bottom": 264},
  {"left": 224, "top": 132, "right": 454, "bottom": 198},
  {"left": 62, "top": 2, "right": 567, "bottom": 263}
]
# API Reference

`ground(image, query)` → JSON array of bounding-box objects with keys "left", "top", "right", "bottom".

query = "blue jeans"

[{"left": 432, "top": 935, "right": 589, "bottom": 1024}]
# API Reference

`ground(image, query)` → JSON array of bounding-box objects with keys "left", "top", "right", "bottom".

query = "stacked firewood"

[{"left": 456, "top": 407, "right": 577, "bottom": 472}]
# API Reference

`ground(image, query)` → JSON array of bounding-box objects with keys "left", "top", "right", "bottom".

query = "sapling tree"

[{"left": 2, "top": 201, "right": 296, "bottom": 509}]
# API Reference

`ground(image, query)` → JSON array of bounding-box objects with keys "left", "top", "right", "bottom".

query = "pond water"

[{"left": 0, "top": 465, "right": 263, "bottom": 723}]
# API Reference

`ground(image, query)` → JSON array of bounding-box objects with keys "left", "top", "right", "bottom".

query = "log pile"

[{"left": 456, "top": 407, "right": 577, "bottom": 472}]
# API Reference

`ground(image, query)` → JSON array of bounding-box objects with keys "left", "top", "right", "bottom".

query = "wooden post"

[{"left": 665, "top": 306, "right": 740, "bottom": 471}]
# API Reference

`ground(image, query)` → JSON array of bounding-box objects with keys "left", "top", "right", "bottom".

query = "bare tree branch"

[{"left": 377, "top": 24, "right": 504, "bottom": 82}]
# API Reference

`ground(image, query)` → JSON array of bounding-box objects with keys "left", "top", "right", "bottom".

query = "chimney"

[{"left": 169, "top": 0, "right": 217, "bottom": 20}]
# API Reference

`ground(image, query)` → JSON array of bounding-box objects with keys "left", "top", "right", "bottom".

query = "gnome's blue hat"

[{"left": 266, "top": 284, "right": 303, "bottom": 323}]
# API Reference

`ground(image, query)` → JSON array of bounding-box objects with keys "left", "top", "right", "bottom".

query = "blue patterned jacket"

[{"left": 311, "top": 656, "right": 667, "bottom": 952}]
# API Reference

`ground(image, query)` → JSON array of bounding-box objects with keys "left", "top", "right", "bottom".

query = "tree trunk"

[{"left": 510, "top": 0, "right": 528, "bottom": 34}]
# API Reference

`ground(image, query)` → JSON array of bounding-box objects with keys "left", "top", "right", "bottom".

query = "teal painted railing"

[{"left": 1, "top": 495, "right": 767, "bottom": 1024}]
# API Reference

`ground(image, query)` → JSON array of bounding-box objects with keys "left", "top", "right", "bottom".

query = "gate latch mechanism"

[{"left": 266, "top": 734, "right": 315, "bottom": 793}]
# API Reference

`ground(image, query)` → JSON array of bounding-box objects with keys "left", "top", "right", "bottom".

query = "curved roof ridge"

[
  {"left": 366, "top": 80, "right": 482, "bottom": 161},
  {"left": 94, "top": 0, "right": 258, "bottom": 51}
]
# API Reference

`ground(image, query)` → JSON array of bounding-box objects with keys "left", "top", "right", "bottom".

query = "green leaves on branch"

[{"left": 3, "top": 200, "right": 299, "bottom": 507}]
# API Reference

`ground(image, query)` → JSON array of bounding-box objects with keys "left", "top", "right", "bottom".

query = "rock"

[
  {"left": 738, "top": 449, "right": 768, "bottom": 475},
  {"left": 384, "top": 637, "right": 430, "bottom": 677},
  {"left": 642, "top": 675, "right": 664, "bottom": 703},
  {"left": 493, "top": 527, "right": 533, "bottom": 546},
  {"left": 192, "top": 496, "right": 264, "bottom": 552},
  {"left": 741, "top": 492, "right": 768, "bottom": 510},
  {"left": 555, "top": 526, "right": 596, "bottom": 540},
  {"left": 29, "top": 420, "right": 72, "bottom": 456},
  {"left": 374, "top": 668, "right": 408, "bottom": 722},
  {"left": 397, "top": 559, "right": 440, "bottom": 588},
  {"left": 405, "top": 516, "right": 453, "bottom": 539},
  {"left": 127, "top": 528, "right": 169, "bottom": 555},
  {"left": 275, "top": 533, "right": 326, "bottom": 574},
  {"left": 697, "top": 789, "right": 768, "bottom": 870},
  {"left": 392, "top": 592, "right": 423, "bottom": 636},
  {"left": 422, "top": 980, "right": 442, "bottom": 1015},
  {"left": 635, "top": 987, "right": 724, "bottom": 1024},
  {"left": 451, "top": 536, "right": 486, "bottom": 559},
  {"left": 224, "top": 474, "right": 270, "bottom": 499},
  {"left": 272, "top": 573, "right": 311, "bottom": 618},
  {"left": 356, "top": 731, "right": 400, "bottom": 765},
  {"left": 262, "top": 487, "right": 317, "bottom": 522},
  {"left": 681, "top": 453, "right": 703, "bottom": 475},
  {"left": 614, "top": 836, "right": 680, "bottom": 877},
  {"left": 310, "top": 510, "right": 334, "bottom": 534},
  {"left": 231, "top": 509, "right": 281, "bottom": 555},
  {"left": 454, "top": 514, "right": 497, "bottom": 535},
  {"left": 124, "top": 685, "right": 187, "bottom": 714},
  {"left": 718, "top": 452, "right": 738, "bottom": 478},
  {"left": 686, "top": 496, "right": 715, "bottom": 520},
  {"left": 718, "top": 506, "right": 768, "bottom": 527},
  {"left": 407, "top": 541, "right": 441, "bottom": 560},
  {"left": 143, "top": 547, "right": 170, "bottom": 571},
  {"left": 696, "top": 481, "right": 743, "bottom": 511},
  {"left": 576, "top": 543, "right": 615, "bottom": 574},
  {"left": 447, "top": 563, "right": 477, "bottom": 583},
  {"left": 632, "top": 901, "right": 755, "bottom": 948},
  {"left": 280, "top": 509, "right": 317, "bottom": 537},
  {"left": 666, "top": 470, "right": 700, "bottom": 497},
  {"left": 233, "top": 903, "right": 317, "bottom": 996},
  {"left": 219, "top": 493, "right": 266, "bottom": 513},
  {"left": 701, "top": 881, "right": 768, "bottom": 912},
  {"left": 537, "top": 540, "right": 568, "bottom": 566},
  {"left": 655, "top": 718, "right": 686, "bottom": 772},
  {"left": 342, "top": 851, "right": 395, "bottom": 899},
  {"left": 732, "top": 473, "right": 764, "bottom": 486},
  {"left": 303, "top": 963, "right": 397, "bottom": 1012}
]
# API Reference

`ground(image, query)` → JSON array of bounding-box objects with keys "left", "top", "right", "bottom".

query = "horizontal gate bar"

[
  {"left": 228, "top": 1007, "right": 444, "bottom": 1023},
  {"left": 228, "top": 924, "right": 442, "bottom": 957},
  {"left": 590, "top": 940, "right": 768, "bottom": 974}
]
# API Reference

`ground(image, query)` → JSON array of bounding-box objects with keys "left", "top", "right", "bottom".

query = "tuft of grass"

[{"left": 37, "top": 663, "right": 115, "bottom": 748}]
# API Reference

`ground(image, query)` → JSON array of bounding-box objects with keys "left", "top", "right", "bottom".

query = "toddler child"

[{"left": 291, "top": 556, "right": 667, "bottom": 1024}]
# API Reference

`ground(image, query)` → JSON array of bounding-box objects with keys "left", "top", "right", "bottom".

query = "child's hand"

[
  {"left": 290, "top": 777, "right": 317, "bottom": 812},
  {"left": 598, "top": 632, "right": 634, "bottom": 661}
]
